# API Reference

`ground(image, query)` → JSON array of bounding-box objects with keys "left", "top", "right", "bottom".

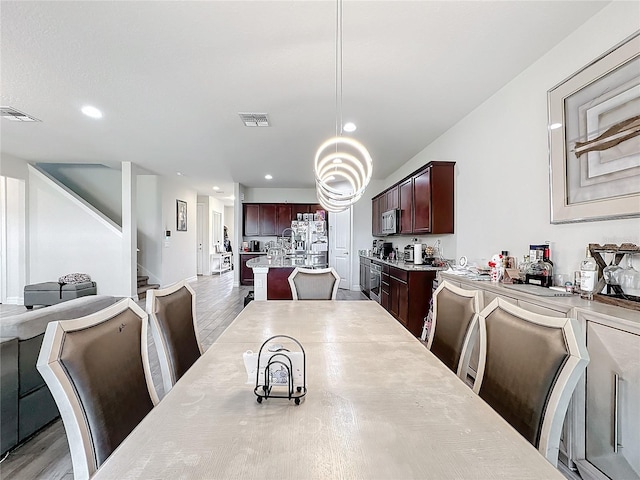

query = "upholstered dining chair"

[
  {"left": 427, "top": 280, "right": 481, "bottom": 383},
  {"left": 469, "top": 298, "right": 589, "bottom": 467},
  {"left": 288, "top": 267, "right": 340, "bottom": 300},
  {"left": 36, "top": 298, "right": 159, "bottom": 480},
  {"left": 146, "top": 279, "right": 203, "bottom": 394}
]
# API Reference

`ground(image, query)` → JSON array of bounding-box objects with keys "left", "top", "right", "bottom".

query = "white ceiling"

[{"left": 1, "top": 1, "right": 608, "bottom": 204}]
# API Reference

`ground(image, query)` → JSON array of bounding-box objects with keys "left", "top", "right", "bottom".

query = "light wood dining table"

[{"left": 93, "top": 300, "right": 564, "bottom": 479}]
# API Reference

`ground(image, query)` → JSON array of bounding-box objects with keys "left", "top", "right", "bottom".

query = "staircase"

[{"left": 137, "top": 275, "right": 159, "bottom": 301}]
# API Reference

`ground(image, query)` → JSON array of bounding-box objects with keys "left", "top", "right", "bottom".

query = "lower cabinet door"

[{"left": 586, "top": 322, "right": 640, "bottom": 480}]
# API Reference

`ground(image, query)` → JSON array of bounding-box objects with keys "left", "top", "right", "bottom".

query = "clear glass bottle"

[
  {"left": 580, "top": 247, "right": 597, "bottom": 300},
  {"left": 518, "top": 255, "right": 531, "bottom": 283},
  {"left": 525, "top": 255, "right": 553, "bottom": 287}
]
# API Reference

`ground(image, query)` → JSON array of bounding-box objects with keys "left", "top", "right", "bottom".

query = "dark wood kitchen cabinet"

[
  {"left": 243, "top": 204, "right": 260, "bottom": 236},
  {"left": 388, "top": 267, "right": 409, "bottom": 326},
  {"left": 308, "top": 204, "right": 323, "bottom": 214},
  {"left": 291, "top": 204, "right": 308, "bottom": 219},
  {"left": 372, "top": 196, "right": 382, "bottom": 236},
  {"left": 259, "top": 204, "right": 277, "bottom": 236},
  {"left": 386, "top": 186, "right": 399, "bottom": 211},
  {"left": 380, "top": 264, "right": 390, "bottom": 310},
  {"left": 377, "top": 264, "right": 436, "bottom": 338},
  {"left": 399, "top": 179, "right": 413, "bottom": 234},
  {"left": 372, "top": 161, "right": 454, "bottom": 236},
  {"left": 240, "top": 254, "right": 261, "bottom": 285},
  {"left": 244, "top": 203, "right": 327, "bottom": 237},
  {"left": 412, "top": 168, "right": 432, "bottom": 233},
  {"left": 412, "top": 163, "right": 454, "bottom": 234},
  {"left": 276, "top": 204, "right": 292, "bottom": 235}
]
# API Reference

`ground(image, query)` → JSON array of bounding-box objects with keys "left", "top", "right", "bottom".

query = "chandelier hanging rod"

[{"left": 335, "top": 0, "right": 343, "bottom": 138}]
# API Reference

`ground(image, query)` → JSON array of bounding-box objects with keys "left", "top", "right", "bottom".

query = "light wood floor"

[{"left": 0, "top": 273, "right": 366, "bottom": 480}]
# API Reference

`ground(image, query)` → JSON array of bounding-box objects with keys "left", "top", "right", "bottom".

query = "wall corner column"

[{"left": 122, "top": 162, "right": 137, "bottom": 298}]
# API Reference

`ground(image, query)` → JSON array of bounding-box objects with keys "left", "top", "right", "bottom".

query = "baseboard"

[
  {"left": 350, "top": 284, "right": 361, "bottom": 291},
  {"left": 185, "top": 276, "right": 198, "bottom": 284},
  {"left": 5, "top": 296, "right": 23, "bottom": 305}
]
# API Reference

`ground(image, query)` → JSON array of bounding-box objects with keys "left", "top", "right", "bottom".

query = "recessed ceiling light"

[
  {"left": 213, "top": 186, "right": 220, "bottom": 190},
  {"left": 177, "top": 172, "right": 183, "bottom": 176},
  {"left": 265, "top": 174, "right": 273, "bottom": 180},
  {"left": 549, "top": 123, "right": 562, "bottom": 130},
  {"left": 81, "top": 105, "right": 102, "bottom": 119},
  {"left": 343, "top": 122, "right": 356, "bottom": 132}
]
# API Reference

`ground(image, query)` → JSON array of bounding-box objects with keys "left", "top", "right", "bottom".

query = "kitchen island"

[{"left": 247, "top": 254, "right": 328, "bottom": 300}]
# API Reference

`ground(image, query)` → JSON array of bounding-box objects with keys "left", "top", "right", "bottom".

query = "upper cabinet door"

[
  {"left": 387, "top": 186, "right": 399, "bottom": 211},
  {"left": 243, "top": 204, "right": 260, "bottom": 236},
  {"left": 399, "top": 179, "right": 413, "bottom": 234},
  {"left": 430, "top": 163, "right": 455, "bottom": 234},
  {"left": 276, "top": 204, "right": 292, "bottom": 234},
  {"left": 307, "top": 204, "right": 323, "bottom": 215},
  {"left": 291, "top": 204, "right": 309, "bottom": 219},
  {"left": 259, "top": 204, "right": 277, "bottom": 236},
  {"left": 412, "top": 167, "right": 432, "bottom": 233},
  {"left": 372, "top": 196, "right": 381, "bottom": 236}
]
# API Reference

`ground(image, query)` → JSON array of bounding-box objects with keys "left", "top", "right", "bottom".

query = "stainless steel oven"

[{"left": 369, "top": 262, "right": 382, "bottom": 303}]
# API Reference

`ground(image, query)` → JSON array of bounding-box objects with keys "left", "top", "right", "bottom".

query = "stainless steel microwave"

[{"left": 381, "top": 209, "right": 398, "bottom": 235}]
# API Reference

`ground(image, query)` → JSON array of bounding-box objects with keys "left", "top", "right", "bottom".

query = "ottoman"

[{"left": 23, "top": 282, "right": 97, "bottom": 309}]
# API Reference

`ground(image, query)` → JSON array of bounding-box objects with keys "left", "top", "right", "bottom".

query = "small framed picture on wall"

[{"left": 177, "top": 199, "right": 187, "bottom": 231}]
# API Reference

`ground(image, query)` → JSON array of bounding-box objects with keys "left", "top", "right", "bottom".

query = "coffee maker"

[
  {"left": 372, "top": 239, "right": 383, "bottom": 255},
  {"left": 250, "top": 240, "right": 261, "bottom": 252},
  {"left": 382, "top": 242, "right": 394, "bottom": 260}
]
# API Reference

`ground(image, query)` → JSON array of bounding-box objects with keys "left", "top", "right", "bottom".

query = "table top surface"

[{"left": 94, "top": 301, "right": 563, "bottom": 480}]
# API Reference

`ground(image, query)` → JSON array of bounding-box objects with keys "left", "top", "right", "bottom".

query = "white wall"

[
  {"left": 0, "top": 153, "right": 29, "bottom": 180},
  {"left": 243, "top": 187, "right": 317, "bottom": 203},
  {"left": 137, "top": 175, "right": 162, "bottom": 286},
  {"left": 2, "top": 176, "right": 27, "bottom": 303},
  {"left": 160, "top": 177, "right": 197, "bottom": 286},
  {"left": 28, "top": 166, "right": 128, "bottom": 295},
  {"left": 37, "top": 163, "right": 123, "bottom": 225},
  {"left": 367, "top": 2, "right": 640, "bottom": 277}
]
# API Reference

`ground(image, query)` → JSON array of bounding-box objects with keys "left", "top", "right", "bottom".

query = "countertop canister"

[{"left": 414, "top": 243, "right": 423, "bottom": 265}]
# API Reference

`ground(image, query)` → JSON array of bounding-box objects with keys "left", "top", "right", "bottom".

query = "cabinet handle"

[{"left": 613, "top": 373, "right": 621, "bottom": 453}]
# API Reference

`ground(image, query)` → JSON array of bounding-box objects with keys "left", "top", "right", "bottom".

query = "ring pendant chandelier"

[{"left": 314, "top": 0, "right": 373, "bottom": 213}]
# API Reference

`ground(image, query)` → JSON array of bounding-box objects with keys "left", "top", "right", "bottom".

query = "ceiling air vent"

[
  {"left": 1, "top": 106, "right": 41, "bottom": 122},
  {"left": 238, "top": 113, "right": 270, "bottom": 127}
]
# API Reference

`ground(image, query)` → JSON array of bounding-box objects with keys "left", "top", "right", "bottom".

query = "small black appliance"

[
  {"left": 382, "top": 242, "right": 394, "bottom": 260},
  {"left": 250, "top": 240, "right": 261, "bottom": 252}
]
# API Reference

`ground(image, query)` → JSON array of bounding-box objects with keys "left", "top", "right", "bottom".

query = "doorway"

[
  {"left": 197, "top": 203, "right": 204, "bottom": 275},
  {"left": 329, "top": 207, "right": 352, "bottom": 290}
]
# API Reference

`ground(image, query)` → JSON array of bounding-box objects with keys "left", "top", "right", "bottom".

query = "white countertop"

[
  {"left": 440, "top": 271, "right": 640, "bottom": 327},
  {"left": 94, "top": 301, "right": 564, "bottom": 480},
  {"left": 247, "top": 254, "right": 326, "bottom": 269},
  {"left": 361, "top": 254, "right": 448, "bottom": 272}
]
